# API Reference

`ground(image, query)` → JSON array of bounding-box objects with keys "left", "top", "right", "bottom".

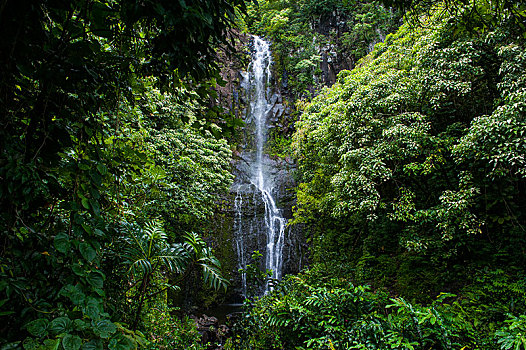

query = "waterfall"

[{"left": 233, "top": 36, "right": 287, "bottom": 295}]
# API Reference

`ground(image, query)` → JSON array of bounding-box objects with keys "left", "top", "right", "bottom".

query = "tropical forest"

[{"left": 1, "top": 0, "right": 526, "bottom": 349}]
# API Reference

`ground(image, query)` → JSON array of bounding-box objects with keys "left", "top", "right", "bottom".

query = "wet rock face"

[
  {"left": 230, "top": 36, "right": 305, "bottom": 297},
  {"left": 214, "top": 30, "right": 251, "bottom": 117},
  {"left": 206, "top": 36, "right": 305, "bottom": 300},
  {"left": 229, "top": 153, "right": 305, "bottom": 295},
  {"left": 192, "top": 314, "right": 230, "bottom": 349}
]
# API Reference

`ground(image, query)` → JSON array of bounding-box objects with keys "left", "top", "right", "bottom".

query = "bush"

[
  {"left": 145, "top": 305, "right": 204, "bottom": 350},
  {"left": 227, "top": 266, "right": 472, "bottom": 349}
]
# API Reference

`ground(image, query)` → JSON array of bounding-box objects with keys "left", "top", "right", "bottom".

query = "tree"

[
  {"left": 382, "top": 0, "right": 526, "bottom": 34},
  {"left": 123, "top": 222, "right": 227, "bottom": 329},
  {"left": 291, "top": 0, "right": 526, "bottom": 297},
  {"left": 0, "top": 0, "right": 247, "bottom": 346}
]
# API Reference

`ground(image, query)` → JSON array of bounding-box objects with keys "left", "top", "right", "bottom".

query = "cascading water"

[{"left": 233, "top": 36, "right": 287, "bottom": 295}]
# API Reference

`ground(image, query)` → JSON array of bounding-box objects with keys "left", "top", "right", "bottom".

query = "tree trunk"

[{"left": 132, "top": 272, "right": 150, "bottom": 330}]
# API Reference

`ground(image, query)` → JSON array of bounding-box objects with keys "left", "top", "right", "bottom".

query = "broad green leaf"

[
  {"left": 84, "top": 297, "right": 102, "bottom": 320},
  {"left": 73, "top": 319, "right": 89, "bottom": 331},
  {"left": 81, "top": 198, "right": 90, "bottom": 210},
  {"left": 79, "top": 242, "right": 96, "bottom": 262},
  {"left": 22, "top": 338, "right": 39, "bottom": 350},
  {"left": 80, "top": 340, "right": 102, "bottom": 350},
  {"left": 25, "top": 319, "right": 49, "bottom": 337},
  {"left": 49, "top": 317, "right": 72, "bottom": 335},
  {"left": 92, "top": 319, "right": 116, "bottom": 339},
  {"left": 54, "top": 233, "right": 70, "bottom": 254},
  {"left": 96, "top": 163, "right": 107, "bottom": 175},
  {"left": 89, "top": 199, "right": 100, "bottom": 217},
  {"left": 86, "top": 271, "right": 104, "bottom": 289},
  {"left": 72, "top": 264, "right": 86, "bottom": 277},
  {"left": 89, "top": 171, "right": 102, "bottom": 187},
  {"left": 42, "top": 339, "right": 60, "bottom": 350},
  {"left": 81, "top": 224, "right": 93, "bottom": 235},
  {"left": 62, "top": 334, "right": 81, "bottom": 350},
  {"left": 108, "top": 335, "right": 136, "bottom": 350},
  {"left": 60, "top": 285, "right": 85, "bottom": 305}
]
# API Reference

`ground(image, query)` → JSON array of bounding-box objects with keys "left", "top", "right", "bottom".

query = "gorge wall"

[{"left": 206, "top": 34, "right": 305, "bottom": 300}]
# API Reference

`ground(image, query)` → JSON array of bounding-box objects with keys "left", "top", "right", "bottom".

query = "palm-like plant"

[
  {"left": 123, "top": 221, "right": 187, "bottom": 328},
  {"left": 122, "top": 221, "right": 227, "bottom": 329},
  {"left": 124, "top": 221, "right": 187, "bottom": 278},
  {"left": 182, "top": 232, "right": 229, "bottom": 292}
]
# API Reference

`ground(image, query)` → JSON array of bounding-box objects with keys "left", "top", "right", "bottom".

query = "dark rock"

[
  {"left": 205, "top": 35, "right": 306, "bottom": 301},
  {"left": 194, "top": 314, "right": 231, "bottom": 348}
]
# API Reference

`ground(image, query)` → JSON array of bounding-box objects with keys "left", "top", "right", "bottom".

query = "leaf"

[
  {"left": 79, "top": 242, "right": 96, "bottom": 262},
  {"left": 54, "top": 233, "right": 70, "bottom": 254},
  {"left": 84, "top": 297, "right": 103, "bottom": 320},
  {"left": 96, "top": 163, "right": 107, "bottom": 175},
  {"left": 92, "top": 319, "right": 117, "bottom": 339},
  {"left": 108, "top": 335, "right": 136, "bottom": 350},
  {"left": 90, "top": 199, "right": 101, "bottom": 217},
  {"left": 80, "top": 340, "right": 102, "bottom": 350},
  {"left": 89, "top": 171, "right": 102, "bottom": 187},
  {"left": 22, "top": 338, "right": 39, "bottom": 350},
  {"left": 42, "top": 339, "right": 60, "bottom": 350},
  {"left": 49, "top": 317, "right": 72, "bottom": 335},
  {"left": 72, "top": 264, "right": 86, "bottom": 277},
  {"left": 62, "top": 334, "right": 82, "bottom": 350},
  {"left": 73, "top": 319, "right": 89, "bottom": 331},
  {"left": 25, "top": 319, "right": 49, "bottom": 337},
  {"left": 60, "top": 284, "right": 85, "bottom": 305},
  {"left": 86, "top": 271, "right": 104, "bottom": 289},
  {"left": 81, "top": 198, "right": 90, "bottom": 210},
  {"left": 1, "top": 342, "right": 21, "bottom": 350}
]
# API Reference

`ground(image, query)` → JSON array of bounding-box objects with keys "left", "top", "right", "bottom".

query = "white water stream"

[{"left": 234, "top": 36, "right": 286, "bottom": 294}]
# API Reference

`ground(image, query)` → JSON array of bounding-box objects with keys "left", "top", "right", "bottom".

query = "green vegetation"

[
  {"left": 0, "top": 0, "right": 246, "bottom": 348},
  {"left": 228, "top": 0, "right": 526, "bottom": 349},
  {"left": 291, "top": 0, "right": 526, "bottom": 295},
  {"left": 241, "top": 0, "right": 402, "bottom": 162},
  {"left": 242, "top": 0, "right": 401, "bottom": 99},
  {"left": 2, "top": 0, "right": 526, "bottom": 348},
  {"left": 227, "top": 266, "right": 526, "bottom": 349}
]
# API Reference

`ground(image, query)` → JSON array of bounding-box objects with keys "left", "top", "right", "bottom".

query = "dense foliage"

[
  {"left": 238, "top": 0, "right": 402, "bottom": 163},
  {"left": 0, "top": 0, "right": 246, "bottom": 348},
  {"left": 292, "top": 0, "right": 526, "bottom": 296},
  {"left": 229, "top": 0, "right": 526, "bottom": 349},
  {"left": 228, "top": 266, "right": 526, "bottom": 349},
  {"left": 2, "top": 0, "right": 526, "bottom": 348},
  {"left": 241, "top": 0, "right": 401, "bottom": 99}
]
